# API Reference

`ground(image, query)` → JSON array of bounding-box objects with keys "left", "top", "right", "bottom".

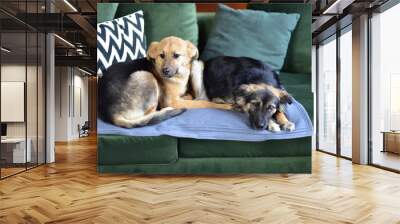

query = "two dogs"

[{"left": 98, "top": 36, "right": 294, "bottom": 132}]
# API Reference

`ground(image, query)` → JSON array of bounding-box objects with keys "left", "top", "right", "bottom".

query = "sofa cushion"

[
  {"left": 98, "top": 98, "right": 313, "bottom": 141},
  {"left": 179, "top": 137, "right": 311, "bottom": 158},
  {"left": 201, "top": 4, "right": 300, "bottom": 71},
  {"left": 115, "top": 3, "right": 198, "bottom": 46},
  {"left": 248, "top": 3, "right": 312, "bottom": 74},
  {"left": 98, "top": 135, "right": 178, "bottom": 165}
]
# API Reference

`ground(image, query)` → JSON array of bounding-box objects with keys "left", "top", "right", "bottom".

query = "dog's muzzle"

[{"left": 162, "top": 67, "right": 175, "bottom": 78}]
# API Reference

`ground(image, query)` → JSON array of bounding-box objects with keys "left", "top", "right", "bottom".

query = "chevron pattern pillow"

[{"left": 97, "top": 11, "right": 146, "bottom": 75}]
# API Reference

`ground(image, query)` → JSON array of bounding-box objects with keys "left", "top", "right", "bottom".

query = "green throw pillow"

[
  {"left": 97, "top": 3, "right": 119, "bottom": 23},
  {"left": 248, "top": 3, "right": 312, "bottom": 74},
  {"left": 201, "top": 4, "right": 300, "bottom": 72},
  {"left": 115, "top": 3, "right": 198, "bottom": 46}
]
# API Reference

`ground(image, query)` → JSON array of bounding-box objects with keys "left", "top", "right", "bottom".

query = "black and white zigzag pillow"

[{"left": 97, "top": 11, "right": 146, "bottom": 75}]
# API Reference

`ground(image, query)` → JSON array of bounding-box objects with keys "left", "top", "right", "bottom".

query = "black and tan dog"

[
  {"left": 98, "top": 36, "right": 231, "bottom": 128},
  {"left": 203, "top": 56, "right": 295, "bottom": 132}
]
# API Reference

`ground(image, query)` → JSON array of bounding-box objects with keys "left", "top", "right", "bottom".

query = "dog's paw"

[
  {"left": 267, "top": 121, "right": 281, "bottom": 132},
  {"left": 281, "top": 121, "right": 295, "bottom": 132}
]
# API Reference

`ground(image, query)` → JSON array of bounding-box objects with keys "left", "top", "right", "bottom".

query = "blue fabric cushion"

[{"left": 98, "top": 99, "right": 313, "bottom": 142}]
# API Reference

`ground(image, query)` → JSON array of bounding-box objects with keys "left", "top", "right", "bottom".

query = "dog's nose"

[
  {"left": 255, "top": 121, "right": 266, "bottom": 129},
  {"left": 162, "top": 67, "right": 171, "bottom": 76}
]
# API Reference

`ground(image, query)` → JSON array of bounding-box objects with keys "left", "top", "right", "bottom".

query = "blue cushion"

[{"left": 98, "top": 99, "right": 313, "bottom": 142}]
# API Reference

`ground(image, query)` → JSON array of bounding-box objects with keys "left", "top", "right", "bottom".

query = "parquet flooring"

[{"left": 1, "top": 136, "right": 400, "bottom": 224}]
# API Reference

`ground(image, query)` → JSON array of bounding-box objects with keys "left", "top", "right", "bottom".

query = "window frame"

[
  {"left": 315, "top": 24, "right": 353, "bottom": 161},
  {"left": 367, "top": 2, "right": 400, "bottom": 173}
]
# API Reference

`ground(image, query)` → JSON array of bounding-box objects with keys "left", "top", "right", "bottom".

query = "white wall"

[
  {"left": 1, "top": 63, "right": 46, "bottom": 164},
  {"left": 1, "top": 65, "right": 41, "bottom": 138},
  {"left": 54, "top": 67, "right": 89, "bottom": 141},
  {"left": 55, "top": 67, "right": 70, "bottom": 141}
]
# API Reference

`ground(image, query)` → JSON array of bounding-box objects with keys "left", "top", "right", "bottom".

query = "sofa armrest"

[{"left": 279, "top": 72, "right": 313, "bottom": 121}]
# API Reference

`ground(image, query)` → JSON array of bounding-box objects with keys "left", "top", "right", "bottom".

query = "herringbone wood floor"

[{"left": 1, "top": 136, "right": 400, "bottom": 224}]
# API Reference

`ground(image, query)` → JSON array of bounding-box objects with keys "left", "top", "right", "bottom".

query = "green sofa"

[{"left": 97, "top": 3, "right": 313, "bottom": 174}]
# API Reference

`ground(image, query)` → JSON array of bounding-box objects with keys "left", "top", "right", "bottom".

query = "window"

[
  {"left": 0, "top": 1, "right": 47, "bottom": 179},
  {"left": 317, "top": 36, "right": 337, "bottom": 154},
  {"left": 316, "top": 26, "right": 353, "bottom": 158},
  {"left": 339, "top": 28, "right": 352, "bottom": 158},
  {"left": 370, "top": 3, "right": 400, "bottom": 171}
]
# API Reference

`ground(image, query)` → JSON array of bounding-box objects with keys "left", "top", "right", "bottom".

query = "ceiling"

[
  {"left": 0, "top": 0, "right": 98, "bottom": 73},
  {"left": 311, "top": 0, "right": 389, "bottom": 43},
  {"left": 0, "top": 0, "right": 393, "bottom": 72}
]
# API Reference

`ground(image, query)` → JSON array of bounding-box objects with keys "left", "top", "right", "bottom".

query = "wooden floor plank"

[{"left": 0, "top": 136, "right": 400, "bottom": 224}]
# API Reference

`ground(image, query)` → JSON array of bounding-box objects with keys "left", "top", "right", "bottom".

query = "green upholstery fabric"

[
  {"left": 179, "top": 137, "right": 310, "bottom": 158},
  {"left": 197, "top": 12, "right": 215, "bottom": 53},
  {"left": 97, "top": 3, "right": 119, "bottom": 23},
  {"left": 248, "top": 3, "right": 312, "bottom": 74},
  {"left": 98, "top": 135, "right": 178, "bottom": 165},
  {"left": 98, "top": 156, "right": 311, "bottom": 174},
  {"left": 201, "top": 4, "right": 300, "bottom": 71},
  {"left": 115, "top": 3, "right": 198, "bottom": 46},
  {"left": 279, "top": 72, "right": 313, "bottom": 119}
]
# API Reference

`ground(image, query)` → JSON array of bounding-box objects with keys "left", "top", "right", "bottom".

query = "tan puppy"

[{"left": 147, "top": 36, "right": 231, "bottom": 110}]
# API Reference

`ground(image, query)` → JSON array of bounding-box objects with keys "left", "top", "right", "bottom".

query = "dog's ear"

[
  {"left": 234, "top": 84, "right": 252, "bottom": 105},
  {"left": 235, "top": 85, "right": 252, "bottom": 96},
  {"left": 186, "top": 40, "right": 199, "bottom": 61},
  {"left": 147, "top": 41, "right": 160, "bottom": 61},
  {"left": 279, "top": 90, "right": 293, "bottom": 105}
]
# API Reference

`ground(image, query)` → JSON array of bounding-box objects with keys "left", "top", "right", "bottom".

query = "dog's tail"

[{"left": 113, "top": 108, "right": 185, "bottom": 128}]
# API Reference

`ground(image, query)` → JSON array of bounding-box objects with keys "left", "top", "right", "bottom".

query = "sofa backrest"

[
  {"left": 98, "top": 3, "right": 311, "bottom": 74},
  {"left": 197, "top": 12, "right": 215, "bottom": 53}
]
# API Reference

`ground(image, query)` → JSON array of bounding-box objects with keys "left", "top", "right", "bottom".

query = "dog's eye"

[
  {"left": 173, "top": 53, "right": 180, "bottom": 59},
  {"left": 267, "top": 105, "right": 276, "bottom": 111},
  {"left": 160, "top": 53, "right": 165, "bottom": 59}
]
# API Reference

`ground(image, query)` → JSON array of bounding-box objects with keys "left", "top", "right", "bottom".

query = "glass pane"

[
  {"left": 371, "top": 4, "right": 400, "bottom": 171},
  {"left": 318, "top": 37, "right": 337, "bottom": 154},
  {"left": 340, "top": 29, "right": 352, "bottom": 158},
  {"left": 1, "top": 31, "right": 27, "bottom": 177}
]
